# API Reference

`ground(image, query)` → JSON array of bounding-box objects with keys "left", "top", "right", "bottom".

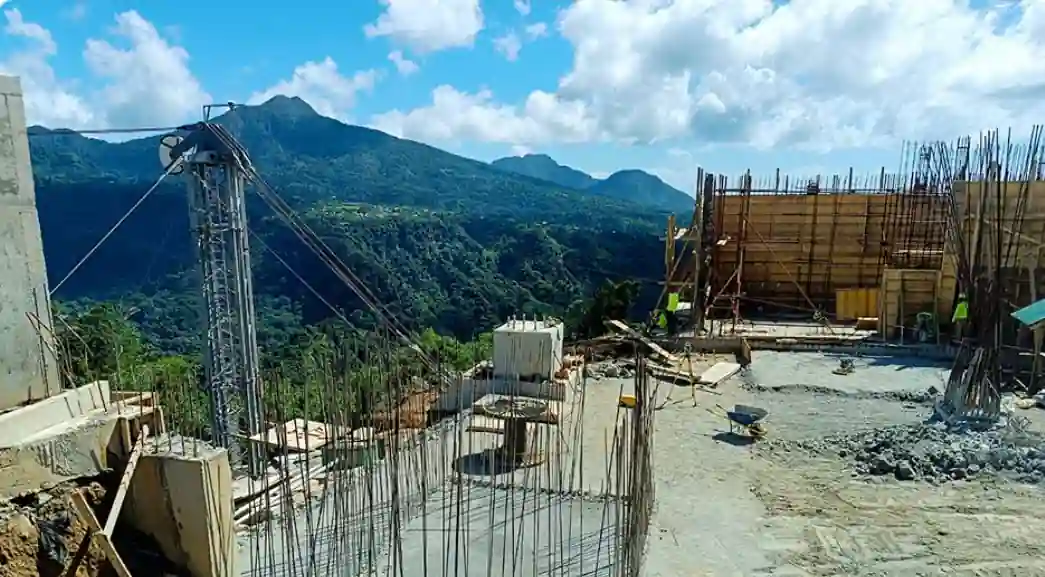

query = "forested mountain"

[
  {"left": 31, "top": 96, "right": 669, "bottom": 358},
  {"left": 490, "top": 153, "right": 694, "bottom": 214},
  {"left": 490, "top": 154, "right": 597, "bottom": 190}
]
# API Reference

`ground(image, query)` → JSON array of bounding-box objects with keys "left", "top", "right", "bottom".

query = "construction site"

[{"left": 4, "top": 68, "right": 1045, "bottom": 577}]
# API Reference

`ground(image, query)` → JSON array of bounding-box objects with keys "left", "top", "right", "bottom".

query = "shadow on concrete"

[
  {"left": 710, "top": 431, "right": 756, "bottom": 447},
  {"left": 453, "top": 449, "right": 526, "bottom": 476},
  {"left": 825, "top": 352, "right": 952, "bottom": 371}
]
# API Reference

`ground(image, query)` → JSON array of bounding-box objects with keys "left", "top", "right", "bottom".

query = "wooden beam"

[
  {"left": 605, "top": 320, "right": 679, "bottom": 364},
  {"left": 69, "top": 491, "right": 133, "bottom": 577}
]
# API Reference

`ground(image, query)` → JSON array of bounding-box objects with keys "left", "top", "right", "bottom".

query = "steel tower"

[{"left": 163, "top": 123, "right": 265, "bottom": 475}]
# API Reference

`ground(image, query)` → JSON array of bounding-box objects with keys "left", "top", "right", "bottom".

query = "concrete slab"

[
  {"left": 736, "top": 351, "right": 950, "bottom": 396},
  {"left": 0, "top": 74, "right": 60, "bottom": 411},
  {"left": 124, "top": 435, "right": 236, "bottom": 577},
  {"left": 378, "top": 486, "right": 619, "bottom": 577}
]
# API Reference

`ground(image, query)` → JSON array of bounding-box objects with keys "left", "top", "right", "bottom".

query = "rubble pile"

[
  {"left": 586, "top": 361, "right": 634, "bottom": 380},
  {"left": 770, "top": 421, "right": 1045, "bottom": 484}
]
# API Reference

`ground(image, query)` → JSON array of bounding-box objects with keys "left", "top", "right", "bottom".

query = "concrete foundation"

[
  {"left": 0, "top": 75, "right": 60, "bottom": 411},
  {"left": 0, "top": 382, "right": 117, "bottom": 500},
  {"left": 492, "top": 318, "right": 564, "bottom": 380},
  {"left": 435, "top": 374, "right": 573, "bottom": 412},
  {"left": 123, "top": 435, "right": 236, "bottom": 577}
]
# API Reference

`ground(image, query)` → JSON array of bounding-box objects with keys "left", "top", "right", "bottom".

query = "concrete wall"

[
  {"left": 123, "top": 438, "right": 236, "bottom": 577},
  {"left": 492, "top": 319, "right": 564, "bottom": 380},
  {"left": 0, "top": 75, "right": 59, "bottom": 410}
]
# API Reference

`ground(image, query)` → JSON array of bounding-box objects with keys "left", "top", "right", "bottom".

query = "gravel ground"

[{"left": 641, "top": 351, "right": 1045, "bottom": 577}]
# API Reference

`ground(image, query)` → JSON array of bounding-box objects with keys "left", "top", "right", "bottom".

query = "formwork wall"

[{"left": 686, "top": 170, "right": 951, "bottom": 315}]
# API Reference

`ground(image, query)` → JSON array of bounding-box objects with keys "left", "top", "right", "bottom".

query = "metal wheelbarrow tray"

[{"left": 720, "top": 404, "right": 769, "bottom": 438}]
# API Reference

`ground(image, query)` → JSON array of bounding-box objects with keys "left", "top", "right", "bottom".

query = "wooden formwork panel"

[
  {"left": 956, "top": 180, "right": 1045, "bottom": 270},
  {"left": 877, "top": 268, "right": 945, "bottom": 337},
  {"left": 837, "top": 288, "right": 880, "bottom": 321}
]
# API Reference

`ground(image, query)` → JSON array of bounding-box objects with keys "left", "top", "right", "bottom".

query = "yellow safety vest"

[
  {"left": 657, "top": 312, "right": 668, "bottom": 329},
  {"left": 666, "top": 292, "right": 680, "bottom": 312},
  {"left": 952, "top": 300, "right": 968, "bottom": 323}
]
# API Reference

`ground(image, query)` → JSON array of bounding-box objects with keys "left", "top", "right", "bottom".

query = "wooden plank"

[
  {"left": 698, "top": 362, "right": 741, "bottom": 385},
  {"left": 104, "top": 425, "right": 149, "bottom": 537},
  {"left": 69, "top": 491, "right": 133, "bottom": 577},
  {"left": 605, "top": 320, "right": 679, "bottom": 363}
]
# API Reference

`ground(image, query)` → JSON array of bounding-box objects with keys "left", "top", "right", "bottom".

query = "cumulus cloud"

[
  {"left": 525, "top": 22, "right": 547, "bottom": 40},
  {"left": 2, "top": 8, "right": 208, "bottom": 130},
  {"left": 371, "top": 0, "right": 1045, "bottom": 150},
  {"left": 388, "top": 50, "right": 419, "bottom": 76},
  {"left": 84, "top": 11, "right": 210, "bottom": 128},
  {"left": 370, "top": 85, "right": 600, "bottom": 144},
  {"left": 493, "top": 33, "right": 521, "bottom": 62},
  {"left": 514, "top": 0, "right": 531, "bottom": 16},
  {"left": 248, "top": 58, "right": 379, "bottom": 121},
  {"left": 1, "top": 8, "right": 96, "bottom": 128},
  {"left": 364, "top": 0, "right": 483, "bottom": 54}
]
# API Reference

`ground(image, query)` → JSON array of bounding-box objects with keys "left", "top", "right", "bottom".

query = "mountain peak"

[
  {"left": 490, "top": 153, "right": 596, "bottom": 190},
  {"left": 254, "top": 95, "right": 319, "bottom": 117}
]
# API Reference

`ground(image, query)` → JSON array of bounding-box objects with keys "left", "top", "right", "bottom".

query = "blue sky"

[{"left": 2, "top": 0, "right": 1043, "bottom": 192}]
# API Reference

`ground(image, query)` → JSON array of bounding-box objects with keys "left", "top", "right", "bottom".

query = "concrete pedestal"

[
  {"left": 123, "top": 436, "right": 237, "bottom": 577},
  {"left": 0, "top": 75, "right": 59, "bottom": 410}
]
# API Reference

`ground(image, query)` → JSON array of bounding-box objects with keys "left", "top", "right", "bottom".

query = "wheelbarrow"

[{"left": 708, "top": 404, "right": 769, "bottom": 439}]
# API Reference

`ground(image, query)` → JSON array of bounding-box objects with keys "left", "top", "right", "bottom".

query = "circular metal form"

[
  {"left": 158, "top": 134, "right": 185, "bottom": 175},
  {"left": 478, "top": 397, "right": 548, "bottom": 420}
]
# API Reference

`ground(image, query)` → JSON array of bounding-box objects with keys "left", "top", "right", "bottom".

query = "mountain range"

[
  {"left": 490, "top": 153, "right": 694, "bottom": 213},
  {"left": 28, "top": 96, "right": 675, "bottom": 353}
]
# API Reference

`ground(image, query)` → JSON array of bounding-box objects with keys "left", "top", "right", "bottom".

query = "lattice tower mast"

[{"left": 163, "top": 122, "right": 265, "bottom": 476}]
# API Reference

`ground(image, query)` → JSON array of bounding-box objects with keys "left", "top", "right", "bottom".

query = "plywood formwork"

[{"left": 671, "top": 169, "right": 951, "bottom": 318}]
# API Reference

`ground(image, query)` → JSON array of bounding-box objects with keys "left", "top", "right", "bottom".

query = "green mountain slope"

[
  {"left": 490, "top": 154, "right": 597, "bottom": 190},
  {"left": 490, "top": 153, "right": 693, "bottom": 214},
  {"left": 589, "top": 169, "right": 693, "bottom": 214},
  {"left": 30, "top": 97, "right": 667, "bottom": 352}
]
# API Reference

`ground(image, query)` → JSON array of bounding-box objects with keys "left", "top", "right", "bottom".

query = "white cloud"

[
  {"left": 525, "top": 22, "right": 547, "bottom": 39},
  {"left": 388, "top": 50, "right": 419, "bottom": 76},
  {"left": 510, "top": 144, "right": 532, "bottom": 156},
  {"left": 2, "top": 9, "right": 211, "bottom": 130},
  {"left": 370, "top": 85, "right": 600, "bottom": 144},
  {"left": 1, "top": 8, "right": 96, "bottom": 129},
  {"left": 248, "top": 58, "right": 378, "bottom": 121},
  {"left": 513, "top": 0, "right": 531, "bottom": 16},
  {"left": 364, "top": 0, "right": 483, "bottom": 54},
  {"left": 83, "top": 11, "right": 210, "bottom": 128},
  {"left": 493, "top": 32, "right": 522, "bottom": 61},
  {"left": 369, "top": 0, "right": 1045, "bottom": 151}
]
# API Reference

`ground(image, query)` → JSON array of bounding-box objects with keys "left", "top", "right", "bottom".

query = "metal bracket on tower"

[{"left": 162, "top": 123, "right": 265, "bottom": 477}]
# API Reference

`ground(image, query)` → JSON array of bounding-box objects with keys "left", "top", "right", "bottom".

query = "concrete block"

[
  {"left": 123, "top": 436, "right": 236, "bottom": 577},
  {"left": 0, "top": 413, "right": 119, "bottom": 500},
  {"left": 0, "top": 75, "right": 60, "bottom": 411},
  {"left": 0, "top": 381, "right": 111, "bottom": 447},
  {"left": 492, "top": 318, "right": 564, "bottom": 380}
]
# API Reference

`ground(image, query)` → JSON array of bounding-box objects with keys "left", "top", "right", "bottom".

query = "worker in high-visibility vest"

[
  {"left": 665, "top": 292, "right": 680, "bottom": 336},
  {"left": 952, "top": 292, "right": 968, "bottom": 340}
]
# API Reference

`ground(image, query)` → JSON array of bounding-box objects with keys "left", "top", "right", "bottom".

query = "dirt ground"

[
  {"left": 592, "top": 351, "right": 1045, "bottom": 577},
  {"left": 0, "top": 478, "right": 185, "bottom": 577},
  {"left": 0, "top": 482, "right": 111, "bottom": 577}
]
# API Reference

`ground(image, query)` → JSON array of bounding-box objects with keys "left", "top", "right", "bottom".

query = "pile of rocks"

[
  {"left": 770, "top": 422, "right": 1045, "bottom": 484},
  {"left": 586, "top": 361, "right": 634, "bottom": 380}
]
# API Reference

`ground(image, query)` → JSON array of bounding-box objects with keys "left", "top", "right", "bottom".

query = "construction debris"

[{"left": 771, "top": 417, "right": 1045, "bottom": 484}]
